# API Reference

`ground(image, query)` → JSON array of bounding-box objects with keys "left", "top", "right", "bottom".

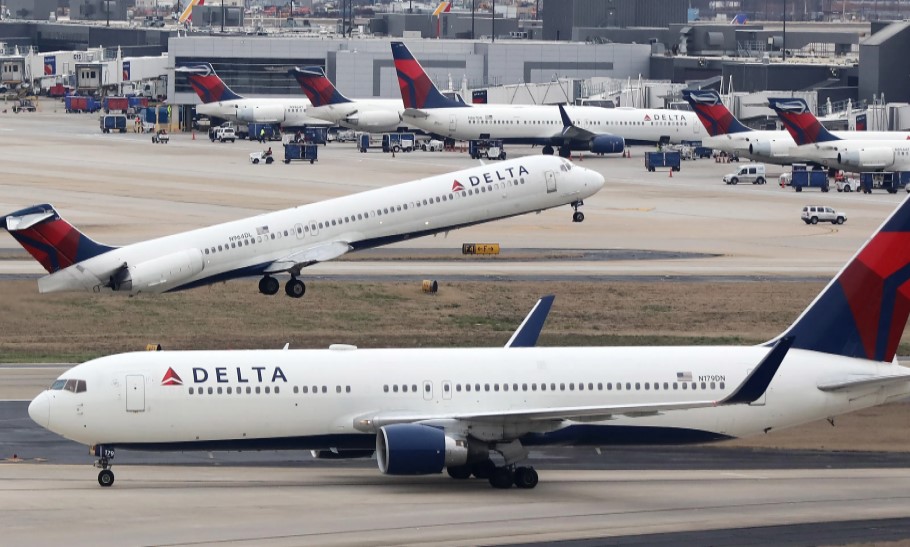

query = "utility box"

[{"left": 645, "top": 151, "right": 681, "bottom": 172}]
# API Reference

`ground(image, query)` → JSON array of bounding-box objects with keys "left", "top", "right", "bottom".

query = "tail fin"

[
  {"left": 390, "top": 42, "right": 466, "bottom": 109},
  {"left": 3, "top": 204, "right": 115, "bottom": 274},
  {"left": 767, "top": 97, "right": 839, "bottom": 145},
  {"left": 681, "top": 89, "right": 752, "bottom": 136},
  {"left": 175, "top": 63, "right": 243, "bottom": 104},
  {"left": 178, "top": 0, "right": 203, "bottom": 23},
  {"left": 779, "top": 195, "right": 910, "bottom": 362},
  {"left": 288, "top": 67, "right": 352, "bottom": 107}
]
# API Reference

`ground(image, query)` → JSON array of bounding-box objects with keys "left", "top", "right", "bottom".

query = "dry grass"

[{"left": 0, "top": 277, "right": 843, "bottom": 362}]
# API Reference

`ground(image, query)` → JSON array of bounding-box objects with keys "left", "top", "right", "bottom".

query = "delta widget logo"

[
  {"left": 452, "top": 180, "right": 465, "bottom": 192},
  {"left": 161, "top": 367, "right": 184, "bottom": 386}
]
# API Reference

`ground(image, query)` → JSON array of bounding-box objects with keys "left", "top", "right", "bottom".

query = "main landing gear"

[
  {"left": 447, "top": 459, "right": 539, "bottom": 489},
  {"left": 258, "top": 275, "right": 306, "bottom": 298},
  {"left": 93, "top": 445, "right": 115, "bottom": 487},
  {"left": 571, "top": 200, "right": 586, "bottom": 223}
]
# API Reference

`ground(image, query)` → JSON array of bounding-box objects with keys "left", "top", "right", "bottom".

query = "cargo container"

[
  {"left": 284, "top": 142, "right": 318, "bottom": 164},
  {"left": 103, "top": 96, "right": 129, "bottom": 112},
  {"left": 100, "top": 114, "right": 127, "bottom": 133},
  {"left": 645, "top": 151, "right": 681, "bottom": 172},
  {"left": 789, "top": 169, "right": 829, "bottom": 192}
]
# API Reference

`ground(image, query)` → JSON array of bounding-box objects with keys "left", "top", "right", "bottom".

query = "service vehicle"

[
  {"left": 382, "top": 132, "right": 416, "bottom": 153},
  {"left": 422, "top": 139, "right": 444, "bottom": 152},
  {"left": 801, "top": 205, "right": 847, "bottom": 225},
  {"left": 723, "top": 163, "right": 767, "bottom": 185},
  {"left": 100, "top": 114, "right": 127, "bottom": 133},
  {"left": 836, "top": 176, "right": 861, "bottom": 192},
  {"left": 469, "top": 139, "right": 507, "bottom": 160},
  {"left": 151, "top": 130, "right": 169, "bottom": 144},
  {"left": 213, "top": 127, "right": 236, "bottom": 143}
]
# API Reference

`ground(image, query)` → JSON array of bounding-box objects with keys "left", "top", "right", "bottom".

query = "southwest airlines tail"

[
  {"left": 767, "top": 97, "right": 839, "bottom": 145},
  {"left": 779, "top": 194, "right": 910, "bottom": 362},
  {"left": 390, "top": 42, "right": 466, "bottom": 109},
  {"left": 178, "top": 0, "right": 203, "bottom": 23},
  {"left": 681, "top": 89, "right": 752, "bottom": 136},
  {"left": 288, "top": 67, "right": 352, "bottom": 107},
  {"left": 177, "top": 63, "right": 243, "bottom": 104},
  {"left": 3, "top": 204, "right": 115, "bottom": 274}
]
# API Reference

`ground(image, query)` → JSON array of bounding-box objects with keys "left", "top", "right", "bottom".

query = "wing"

[
  {"left": 264, "top": 240, "right": 352, "bottom": 275},
  {"left": 354, "top": 337, "right": 794, "bottom": 432}
]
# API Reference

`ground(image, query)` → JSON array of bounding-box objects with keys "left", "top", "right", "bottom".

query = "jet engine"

[
  {"left": 748, "top": 139, "right": 790, "bottom": 158},
  {"left": 376, "top": 423, "right": 482, "bottom": 475},
  {"left": 109, "top": 249, "right": 204, "bottom": 294},
  {"left": 344, "top": 110, "right": 402, "bottom": 132},
  {"left": 589, "top": 135, "right": 625, "bottom": 155},
  {"left": 839, "top": 148, "right": 895, "bottom": 170},
  {"left": 235, "top": 104, "right": 286, "bottom": 124}
]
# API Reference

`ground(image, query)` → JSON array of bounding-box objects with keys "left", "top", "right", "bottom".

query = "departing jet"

[
  {"left": 2, "top": 157, "right": 603, "bottom": 298},
  {"left": 768, "top": 97, "right": 910, "bottom": 173},
  {"left": 28, "top": 195, "right": 910, "bottom": 489},
  {"left": 683, "top": 89, "right": 910, "bottom": 166},
  {"left": 392, "top": 42, "right": 702, "bottom": 157},
  {"left": 288, "top": 66, "right": 412, "bottom": 133},
  {"left": 176, "top": 63, "right": 330, "bottom": 127}
]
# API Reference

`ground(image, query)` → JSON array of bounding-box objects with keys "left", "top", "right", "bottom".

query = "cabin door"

[
  {"left": 449, "top": 114, "right": 457, "bottom": 133},
  {"left": 125, "top": 375, "right": 145, "bottom": 412},
  {"left": 545, "top": 170, "right": 557, "bottom": 193}
]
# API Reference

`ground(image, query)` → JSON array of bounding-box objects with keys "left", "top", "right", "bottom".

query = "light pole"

[{"left": 221, "top": 0, "right": 224, "bottom": 32}]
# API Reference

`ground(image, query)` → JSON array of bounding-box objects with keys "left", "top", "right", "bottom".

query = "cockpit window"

[{"left": 58, "top": 379, "right": 87, "bottom": 393}]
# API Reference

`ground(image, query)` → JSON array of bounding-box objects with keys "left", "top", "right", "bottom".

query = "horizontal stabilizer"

[
  {"left": 402, "top": 108, "right": 430, "bottom": 120},
  {"left": 817, "top": 371, "right": 910, "bottom": 392}
]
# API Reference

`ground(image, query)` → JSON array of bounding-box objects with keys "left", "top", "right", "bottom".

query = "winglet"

[
  {"left": 721, "top": 336, "right": 793, "bottom": 405},
  {"left": 558, "top": 104, "right": 573, "bottom": 129},
  {"left": 505, "top": 295, "right": 556, "bottom": 348}
]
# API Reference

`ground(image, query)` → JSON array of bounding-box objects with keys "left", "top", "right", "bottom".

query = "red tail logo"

[{"left": 161, "top": 367, "right": 183, "bottom": 386}]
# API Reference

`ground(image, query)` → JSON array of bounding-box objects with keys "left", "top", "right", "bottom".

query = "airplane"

[
  {"left": 682, "top": 89, "right": 910, "bottom": 165},
  {"left": 2, "top": 156, "right": 603, "bottom": 298},
  {"left": 28, "top": 193, "right": 910, "bottom": 489},
  {"left": 288, "top": 66, "right": 413, "bottom": 134},
  {"left": 391, "top": 42, "right": 703, "bottom": 157},
  {"left": 178, "top": 0, "right": 203, "bottom": 24},
  {"left": 175, "top": 63, "right": 330, "bottom": 128},
  {"left": 768, "top": 97, "right": 910, "bottom": 173}
]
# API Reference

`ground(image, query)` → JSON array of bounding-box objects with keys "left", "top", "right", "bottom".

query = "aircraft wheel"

[
  {"left": 558, "top": 147, "right": 571, "bottom": 158},
  {"left": 573, "top": 211, "right": 585, "bottom": 223},
  {"left": 542, "top": 145, "right": 554, "bottom": 155},
  {"left": 471, "top": 459, "right": 496, "bottom": 479},
  {"left": 285, "top": 278, "right": 306, "bottom": 298},
  {"left": 513, "top": 466, "right": 538, "bottom": 489},
  {"left": 259, "top": 276, "right": 280, "bottom": 295},
  {"left": 489, "top": 467, "right": 514, "bottom": 489},
  {"left": 447, "top": 465, "right": 472, "bottom": 480},
  {"left": 98, "top": 469, "right": 115, "bottom": 487}
]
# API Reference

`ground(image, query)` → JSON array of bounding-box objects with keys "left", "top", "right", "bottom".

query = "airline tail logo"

[
  {"left": 2, "top": 204, "right": 114, "bottom": 274},
  {"left": 391, "top": 42, "right": 463, "bottom": 109},
  {"left": 290, "top": 67, "right": 349, "bottom": 107},
  {"left": 452, "top": 180, "right": 465, "bottom": 192},
  {"left": 161, "top": 368, "right": 183, "bottom": 386},
  {"left": 784, "top": 195, "right": 910, "bottom": 362},
  {"left": 180, "top": 64, "right": 241, "bottom": 104},
  {"left": 681, "top": 89, "right": 751, "bottom": 136},
  {"left": 768, "top": 97, "right": 837, "bottom": 145}
]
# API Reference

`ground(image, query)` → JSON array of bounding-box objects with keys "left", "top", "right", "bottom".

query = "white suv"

[{"left": 801, "top": 205, "right": 847, "bottom": 225}]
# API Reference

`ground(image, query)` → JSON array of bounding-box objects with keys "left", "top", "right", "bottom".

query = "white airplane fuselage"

[
  {"left": 195, "top": 97, "right": 329, "bottom": 127},
  {"left": 307, "top": 98, "right": 410, "bottom": 133},
  {"left": 29, "top": 346, "right": 910, "bottom": 450},
  {"left": 792, "top": 139, "right": 910, "bottom": 172},
  {"left": 405, "top": 105, "right": 703, "bottom": 146},
  {"left": 705, "top": 130, "right": 910, "bottom": 167},
  {"left": 34, "top": 156, "right": 603, "bottom": 294}
]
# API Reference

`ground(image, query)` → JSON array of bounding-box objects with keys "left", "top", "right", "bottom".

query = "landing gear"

[
  {"left": 486, "top": 465, "right": 539, "bottom": 489},
  {"left": 93, "top": 445, "right": 115, "bottom": 487},
  {"left": 470, "top": 459, "right": 496, "bottom": 479},
  {"left": 542, "top": 145, "right": 554, "bottom": 155},
  {"left": 447, "top": 465, "right": 473, "bottom": 480},
  {"left": 571, "top": 200, "right": 585, "bottom": 223},
  {"left": 489, "top": 466, "right": 514, "bottom": 489},
  {"left": 513, "top": 466, "right": 539, "bottom": 489},
  {"left": 259, "top": 276, "right": 280, "bottom": 296},
  {"left": 558, "top": 146, "right": 571, "bottom": 158},
  {"left": 285, "top": 277, "right": 306, "bottom": 298}
]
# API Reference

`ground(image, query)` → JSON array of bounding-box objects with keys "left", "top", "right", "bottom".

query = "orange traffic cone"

[
  {"left": 669, "top": 169, "right": 673, "bottom": 178},
  {"left": 192, "top": 130, "right": 195, "bottom": 140}
]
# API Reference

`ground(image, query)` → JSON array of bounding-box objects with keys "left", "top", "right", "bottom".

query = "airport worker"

[{"left": 259, "top": 127, "right": 266, "bottom": 143}]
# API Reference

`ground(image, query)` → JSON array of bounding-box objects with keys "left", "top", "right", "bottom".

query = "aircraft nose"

[
  {"left": 586, "top": 167, "right": 605, "bottom": 191},
  {"left": 28, "top": 392, "right": 49, "bottom": 429}
]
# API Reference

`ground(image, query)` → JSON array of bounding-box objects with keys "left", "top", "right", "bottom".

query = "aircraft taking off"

[
  {"left": 2, "top": 157, "right": 603, "bottom": 298},
  {"left": 29, "top": 195, "right": 910, "bottom": 489},
  {"left": 768, "top": 97, "right": 910, "bottom": 173},
  {"left": 176, "top": 63, "right": 330, "bottom": 127},
  {"left": 289, "top": 66, "right": 412, "bottom": 134},
  {"left": 682, "top": 89, "right": 910, "bottom": 166},
  {"left": 391, "top": 42, "right": 702, "bottom": 157}
]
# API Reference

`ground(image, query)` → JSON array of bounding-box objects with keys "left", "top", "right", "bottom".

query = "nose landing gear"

[
  {"left": 571, "top": 200, "right": 586, "bottom": 223},
  {"left": 93, "top": 445, "right": 115, "bottom": 487}
]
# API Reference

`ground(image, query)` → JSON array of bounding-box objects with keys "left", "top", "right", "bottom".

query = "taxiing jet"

[
  {"left": 28, "top": 195, "right": 910, "bottom": 489},
  {"left": 392, "top": 42, "right": 702, "bottom": 157},
  {"left": 289, "top": 66, "right": 412, "bottom": 134},
  {"left": 176, "top": 63, "right": 330, "bottom": 127},
  {"left": 2, "top": 157, "right": 603, "bottom": 298},
  {"left": 683, "top": 89, "right": 910, "bottom": 166},
  {"left": 768, "top": 97, "right": 910, "bottom": 173}
]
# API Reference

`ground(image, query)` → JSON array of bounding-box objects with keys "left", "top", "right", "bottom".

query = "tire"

[
  {"left": 811, "top": 217, "right": 818, "bottom": 225},
  {"left": 755, "top": 177, "right": 765, "bottom": 185},
  {"left": 489, "top": 467, "right": 514, "bottom": 489},
  {"left": 836, "top": 217, "right": 845, "bottom": 224},
  {"left": 284, "top": 159, "right": 291, "bottom": 164},
  {"left": 499, "top": 152, "right": 507, "bottom": 160},
  {"left": 266, "top": 157, "right": 274, "bottom": 164},
  {"left": 259, "top": 276, "right": 280, "bottom": 295},
  {"left": 98, "top": 469, "right": 114, "bottom": 487},
  {"left": 447, "top": 465, "right": 472, "bottom": 480},
  {"left": 513, "top": 467, "right": 539, "bottom": 489},
  {"left": 730, "top": 177, "right": 738, "bottom": 185},
  {"left": 471, "top": 459, "right": 496, "bottom": 480},
  {"left": 796, "top": 187, "right": 802, "bottom": 192},
  {"left": 392, "top": 145, "right": 401, "bottom": 153},
  {"left": 252, "top": 158, "right": 259, "bottom": 164},
  {"left": 310, "top": 159, "right": 315, "bottom": 164}
]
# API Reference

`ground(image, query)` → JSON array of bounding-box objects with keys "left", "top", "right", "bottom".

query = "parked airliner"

[
  {"left": 769, "top": 97, "right": 910, "bottom": 173},
  {"left": 289, "top": 66, "right": 412, "bottom": 133},
  {"left": 683, "top": 89, "right": 910, "bottom": 165},
  {"left": 392, "top": 42, "right": 703, "bottom": 157},
  {"left": 175, "top": 63, "right": 330, "bottom": 127},
  {"left": 2, "top": 156, "right": 602, "bottom": 298},
  {"left": 28, "top": 196, "right": 910, "bottom": 489}
]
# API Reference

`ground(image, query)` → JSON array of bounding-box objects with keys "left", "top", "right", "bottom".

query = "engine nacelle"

[
  {"left": 589, "top": 134, "right": 625, "bottom": 155},
  {"left": 311, "top": 449, "right": 375, "bottom": 460},
  {"left": 110, "top": 249, "right": 204, "bottom": 293},
  {"left": 344, "top": 110, "right": 402, "bottom": 132},
  {"left": 376, "top": 423, "right": 469, "bottom": 475},
  {"left": 839, "top": 147, "right": 895, "bottom": 170},
  {"left": 748, "top": 139, "right": 790, "bottom": 158},
  {"left": 235, "top": 104, "right": 286, "bottom": 124}
]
